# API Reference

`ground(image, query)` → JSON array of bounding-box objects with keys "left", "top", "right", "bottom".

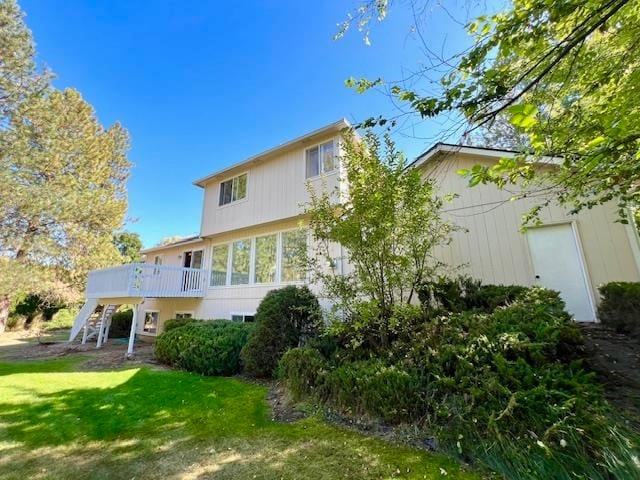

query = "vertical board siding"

[
  {"left": 423, "top": 153, "right": 640, "bottom": 296},
  {"left": 199, "top": 134, "right": 341, "bottom": 236}
]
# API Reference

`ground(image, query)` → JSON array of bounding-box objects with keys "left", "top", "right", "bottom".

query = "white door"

[{"left": 526, "top": 223, "right": 596, "bottom": 321}]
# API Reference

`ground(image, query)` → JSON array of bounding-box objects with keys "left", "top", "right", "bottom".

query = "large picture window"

[
  {"left": 210, "top": 244, "right": 229, "bottom": 286},
  {"left": 231, "top": 239, "right": 251, "bottom": 285},
  {"left": 305, "top": 141, "right": 335, "bottom": 179},
  {"left": 219, "top": 173, "right": 247, "bottom": 206},
  {"left": 281, "top": 230, "right": 307, "bottom": 282},
  {"left": 254, "top": 234, "right": 277, "bottom": 284},
  {"left": 209, "top": 229, "right": 308, "bottom": 288}
]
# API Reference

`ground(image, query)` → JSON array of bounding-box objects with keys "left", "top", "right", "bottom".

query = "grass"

[{"left": 0, "top": 356, "right": 482, "bottom": 480}]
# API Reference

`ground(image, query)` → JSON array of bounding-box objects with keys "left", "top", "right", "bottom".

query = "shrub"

[
  {"left": 155, "top": 321, "right": 254, "bottom": 376},
  {"left": 278, "top": 347, "right": 326, "bottom": 399},
  {"left": 241, "top": 286, "right": 322, "bottom": 378},
  {"left": 109, "top": 309, "right": 133, "bottom": 338},
  {"left": 44, "top": 308, "right": 77, "bottom": 330},
  {"left": 598, "top": 282, "right": 640, "bottom": 334},
  {"left": 281, "top": 285, "right": 640, "bottom": 478},
  {"left": 6, "top": 314, "right": 26, "bottom": 331},
  {"left": 163, "top": 317, "right": 200, "bottom": 333},
  {"left": 318, "top": 359, "right": 427, "bottom": 423},
  {"left": 417, "top": 276, "right": 528, "bottom": 314}
]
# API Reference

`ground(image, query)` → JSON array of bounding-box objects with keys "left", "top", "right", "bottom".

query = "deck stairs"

[{"left": 69, "top": 300, "right": 119, "bottom": 348}]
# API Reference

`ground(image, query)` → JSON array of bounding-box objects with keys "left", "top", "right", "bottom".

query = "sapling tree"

[{"left": 305, "top": 131, "right": 452, "bottom": 338}]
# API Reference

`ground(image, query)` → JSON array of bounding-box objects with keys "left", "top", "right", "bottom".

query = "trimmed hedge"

[
  {"left": 163, "top": 317, "right": 201, "bottom": 333},
  {"left": 598, "top": 282, "right": 640, "bottom": 334},
  {"left": 241, "top": 286, "right": 322, "bottom": 378},
  {"left": 155, "top": 321, "right": 254, "bottom": 376}
]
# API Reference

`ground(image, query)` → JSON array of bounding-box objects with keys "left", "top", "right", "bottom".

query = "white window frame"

[
  {"left": 253, "top": 233, "right": 278, "bottom": 285},
  {"left": 142, "top": 310, "right": 159, "bottom": 335},
  {"left": 218, "top": 172, "right": 248, "bottom": 207},
  {"left": 230, "top": 238, "right": 252, "bottom": 286},
  {"left": 305, "top": 139, "right": 337, "bottom": 179},
  {"left": 153, "top": 255, "right": 163, "bottom": 275},
  {"left": 210, "top": 243, "right": 230, "bottom": 287},
  {"left": 174, "top": 311, "right": 195, "bottom": 319},
  {"left": 279, "top": 227, "right": 309, "bottom": 284},
  {"left": 207, "top": 228, "right": 308, "bottom": 289},
  {"left": 230, "top": 312, "right": 256, "bottom": 323}
]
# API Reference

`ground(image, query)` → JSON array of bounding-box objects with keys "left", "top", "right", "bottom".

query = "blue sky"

[{"left": 20, "top": 0, "right": 492, "bottom": 247}]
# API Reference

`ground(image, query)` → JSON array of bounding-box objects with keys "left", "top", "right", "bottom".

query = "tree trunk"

[{"left": 0, "top": 293, "right": 10, "bottom": 335}]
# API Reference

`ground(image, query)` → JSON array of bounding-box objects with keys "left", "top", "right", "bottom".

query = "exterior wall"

[
  {"left": 142, "top": 240, "right": 209, "bottom": 269},
  {"left": 199, "top": 132, "right": 342, "bottom": 236},
  {"left": 135, "top": 218, "right": 341, "bottom": 335},
  {"left": 421, "top": 153, "right": 640, "bottom": 300}
]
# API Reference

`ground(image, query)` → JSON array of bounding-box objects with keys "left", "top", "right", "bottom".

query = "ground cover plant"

[
  {"left": 279, "top": 282, "right": 640, "bottom": 480},
  {"left": 0, "top": 354, "right": 481, "bottom": 480}
]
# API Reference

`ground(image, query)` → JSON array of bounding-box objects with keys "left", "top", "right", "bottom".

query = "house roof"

[
  {"left": 141, "top": 235, "right": 204, "bottom": 255},
  {"left": 409, "top": 142, "right": 563, "bottom": 170},
  {"left": 193, "top": 118, "right": 352, "bottom": 188}
]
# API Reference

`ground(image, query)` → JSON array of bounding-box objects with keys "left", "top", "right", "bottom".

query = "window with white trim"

[
  {"left": 143, "top": 311, "right": 159, "bottom": 334},
  {"left": 208, "top": 229, "right": 308, "bottom": 288},
  {"left": 219, "top": 173, "right": 247, "bottom": 206},
  {"left": 254, "top": 234, "right": 277, "bottom": 284},
  {"left": 281, "top": 230, "right": 307, "bottom": 282},
  {"left": 305, "top": 141, "right": 336, "bottom": 178},
  {"left": 175, "top": 312, "right": 193, "bottom": 319},
  {"left": 231, "top": 313, "right": 255, "bottom": 323},
  {"left": 153, "top": 255, "right": 162, "bottom": 275},
  {"left": 210, "top": 244, "right": 229, "bottom": 286},
  {"left": 231, "top": 239, "right": 251, "bottom": 285}
]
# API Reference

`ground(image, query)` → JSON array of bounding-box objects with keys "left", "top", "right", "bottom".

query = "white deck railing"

[{"left": 86, "top": 263, "right": 209, "bottom": 299}]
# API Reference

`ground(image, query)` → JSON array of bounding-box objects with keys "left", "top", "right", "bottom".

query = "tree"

[
  {"left": 156, "top": 235, "right": 188, "bottom": 247},
  {"left": 305, "top": 131, "right": 452, "bottom": 323},
  {"left": 341, "top": 0, "right": 640, "bottom": 223},
  {"left": 466, "top": 113, "right": 529, "bottom": 151},
  {"left": 0, "top": 2, "right": 131, "bottom": 333},
  {"left": 113, "top": 231, "right": 143, "bottom": 263},
  {"left": 0, "top": 0, "right": 48, "bottom": 123}
]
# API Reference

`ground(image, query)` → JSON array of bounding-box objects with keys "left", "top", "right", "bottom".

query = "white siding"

[
  {"left": 199, "top": 133, "right": 342, "bottom": 236},
  {"left": 422, "top": 153, "right": 640, "bottom": 296}
]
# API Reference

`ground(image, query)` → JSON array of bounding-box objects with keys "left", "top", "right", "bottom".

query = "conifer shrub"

[
  {"left": 155, "top": 321, "right": 254, "bottom": 376},
  {"left": 241, "top": 286, "right": 322, "bottom": 378},
  {"left": 598, "top": 281, "right": 640, "bottom": 334}
]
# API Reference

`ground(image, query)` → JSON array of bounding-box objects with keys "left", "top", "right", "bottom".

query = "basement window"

[
  {"left": 231, "top": 313, "right": 255, "bottom": 323},
  {"left": 143, "top": 311, "right": 158, "bottom": 334}
]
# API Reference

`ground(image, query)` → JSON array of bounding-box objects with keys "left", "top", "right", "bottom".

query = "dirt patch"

[
  {"left": 0, "top": 329, "right": 161, "bottom": 370},
  {"left": 580, "top": 323, "right": 640, "bottom": 420},
  {"left": 266, "top": 382, "right": 310, "bottom": 423}
]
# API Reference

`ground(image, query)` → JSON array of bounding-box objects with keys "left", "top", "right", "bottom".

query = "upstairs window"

[
  {"left": 305, "top": 141, "right": 336, "bottom": 178},
  {"left": 219, "top": 173, "right": 247, "bottom": 206}
]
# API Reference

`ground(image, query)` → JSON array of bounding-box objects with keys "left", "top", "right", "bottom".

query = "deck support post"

[
  {"left": 126, "top": 306, "right": 138, "bottom": 358},
  {"left": 96, "top": 307, "right": 109, "bottom": 348},
  {"left": 81, "top": 316, "right": 90, "bottom": 345}
]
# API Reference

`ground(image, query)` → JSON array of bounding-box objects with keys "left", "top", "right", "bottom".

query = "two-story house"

[{"left": 69, "top": 119, "right": 640, "bottom": 355}]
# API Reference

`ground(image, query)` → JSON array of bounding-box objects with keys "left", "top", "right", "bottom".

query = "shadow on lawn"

[
  {"left": 0, "top": 368, "right": 268, "bottom": 447},
  {"left": 0, "top": 365, "right": 478, "bottom": 479}
]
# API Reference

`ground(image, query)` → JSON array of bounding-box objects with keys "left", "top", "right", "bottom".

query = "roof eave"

[{"left": 192, "top": 118, "right": 351, "bottom": 188}]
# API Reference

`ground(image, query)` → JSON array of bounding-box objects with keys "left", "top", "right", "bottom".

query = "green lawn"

[{"left": 0, "top": 356, "right": 482, "bottom": 480}]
